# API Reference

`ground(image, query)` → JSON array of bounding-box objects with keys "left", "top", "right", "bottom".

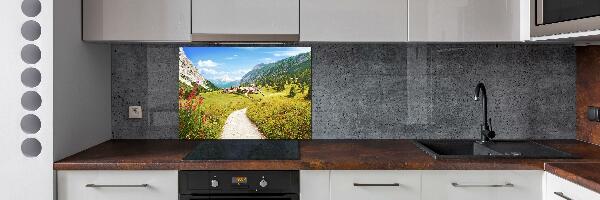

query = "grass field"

[{"left": 178, "top": 84, "right": 311, "bottom": 139}]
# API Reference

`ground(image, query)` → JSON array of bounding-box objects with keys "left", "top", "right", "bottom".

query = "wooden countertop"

[
  {"left": 545, "top": 162, "right": 600, "bottom": 194},
  {"left": 54, "top": 139, "right": 600, "bottom": 194},
  {"left": 54, "top": 139, "right": 600, "bottom": 171}
]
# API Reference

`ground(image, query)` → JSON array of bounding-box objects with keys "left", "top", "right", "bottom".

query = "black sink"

[{"left": 413, "top": 140, "right": 576, "bottom": 160}]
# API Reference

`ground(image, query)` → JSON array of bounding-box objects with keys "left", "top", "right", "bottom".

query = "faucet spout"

[{"left": 474, "top": 83, "right": 495, "bottom": 142}]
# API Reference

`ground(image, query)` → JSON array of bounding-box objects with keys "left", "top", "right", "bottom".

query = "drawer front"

[
  {"left": 422, "top": 170, "right": 543, "bottom": 200},
  {"left": 57, "top": 170, "right": 178, "bottom": 200},
  {"left": 546, "top": 172, "right": 600, "bottom": 200},
  {"left": 330, "top": 170, "right": 421, "bottom": 200}
]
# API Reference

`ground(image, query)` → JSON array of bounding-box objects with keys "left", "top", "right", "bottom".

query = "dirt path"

[{"left": 220, "top": 108, "right": 265, "bottom": 139}]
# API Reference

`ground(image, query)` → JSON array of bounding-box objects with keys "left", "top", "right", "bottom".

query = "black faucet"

[{"left": 474, "top": 83, "right": 495, "bottom": 143}]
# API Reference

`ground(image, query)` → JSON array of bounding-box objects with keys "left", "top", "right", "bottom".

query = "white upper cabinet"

[
  {"left": 191, "top": 0, "right": 300, "bottom": 41},
  {"left": 82, "top": 0, "right": 191, "bottom": 42},
  {"left": 409, "top": 0, "right": 530, "bottom": 42},
  {"left": 80, "top": 0, "right": 532, "bottom": 42},
  {"left": 300, "top": 0, "right": 408, "bottom": 42}
]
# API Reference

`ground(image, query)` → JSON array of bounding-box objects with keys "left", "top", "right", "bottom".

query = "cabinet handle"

[
  {"left": 353, "top": 183, "right": 400, "bottom": 187},
  {"left": 451, "top": 182, "right": 514, "bottom": 188},
  {"left": 553, "top": 192, "right": 573, "bottom": 200},
  {"left": 85, "top": 184, "right": 149, "bottom": 188}
]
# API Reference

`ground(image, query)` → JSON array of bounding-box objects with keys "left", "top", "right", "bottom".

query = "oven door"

[
  {"left": 180, "top": 194, "right": 299, "bottom": 200},
  {"left": 533, "top": 0, "right": 600, "bottom": 37}
]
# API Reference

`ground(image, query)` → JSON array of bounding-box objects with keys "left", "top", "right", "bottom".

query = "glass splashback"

[{"left": 178, "top": 47, "right": 312, "bottom": 140}]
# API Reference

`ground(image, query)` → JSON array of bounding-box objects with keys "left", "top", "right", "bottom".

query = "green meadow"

[{"left": 178, "top": 83, "right": 311, "bottom": 140}]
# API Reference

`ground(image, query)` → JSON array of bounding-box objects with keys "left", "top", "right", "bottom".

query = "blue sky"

[{"left": 182, "top": 47, "right": 311, "bottom": 83}]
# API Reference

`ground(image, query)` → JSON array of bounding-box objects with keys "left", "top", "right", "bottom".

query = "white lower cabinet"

[
  {"left": 57, "top": 170, "right": 178, "bottom": 200},
  {"left": 300, "top": 170, "right": 331, "bottom": 200},
  {"left": 57, "top": 170, "right": 600, "bottom": 200},
  {"left": 545, "top": 172, "right": 600, "bottom": 200},
  {"left": 422, "top": 170, "right": 543, "bottom": 200},
  {"left": 300, "top": 170, "right": 547, "bottom": 200},
  {"left": 330, "top": 170, "right": 421, "bottom": 200}
]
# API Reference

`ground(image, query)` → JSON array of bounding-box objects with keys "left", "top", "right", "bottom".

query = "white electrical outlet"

[{"left": 128, "top": 106, "right": 143, "bottom": 119}]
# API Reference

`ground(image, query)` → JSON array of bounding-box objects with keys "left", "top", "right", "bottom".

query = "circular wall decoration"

[
  {"left": 21, "top": 0, "right": 41, "bottom": 17},
  {"left": 20, "top": 114, "right": 41, "bottom": 134},
  {"left": 21, "top": 138, "right": 42, "bottom": 157},
  {"left": 21, "top": 44, "right": 41, "bottom": 64},
  {"left": 20, "top": 0, "right": 44, "bottom": 160},
  {"left": 21, "top": 20, "right": 41, "bottom": 41},
  {"left": 21, "top": 91, "right": 42, "bottom": 111},
  {"left": 21, "top": 68, "right": 41, "bottom": 88}
]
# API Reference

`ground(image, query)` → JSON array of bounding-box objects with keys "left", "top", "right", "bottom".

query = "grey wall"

[
  {"left": 54, "top": 0, "right": 112, "bottom": 161},
  {"left": 112, "top": 43, "right": 576, "bottom": 139},
  {"left": 112, "top": 45, "right": 179, "bottom": 139}
]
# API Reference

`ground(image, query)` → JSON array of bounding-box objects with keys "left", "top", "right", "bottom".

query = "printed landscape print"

[{"left": 178, "top": 47, "right": 312, "bottom": 139}]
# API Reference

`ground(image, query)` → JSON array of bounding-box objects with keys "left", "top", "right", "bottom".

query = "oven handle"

[{"left": 180, "top": 194, "right": 299, "bottom": 200}]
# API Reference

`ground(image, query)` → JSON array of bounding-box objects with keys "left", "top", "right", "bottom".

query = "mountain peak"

[
  {"left": 252, "top": 63, "right": 267, "bottom": 70},
  {"left": 179, "top": 48, "right": 218, "bottom": 90},
  {"left": 240, "top": 52, "right": 311, "bottom": 86}
]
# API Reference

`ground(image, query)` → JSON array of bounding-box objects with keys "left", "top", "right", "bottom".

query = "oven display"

[{"left": 232, "top": 176, "right": 248, "bottom": 185}]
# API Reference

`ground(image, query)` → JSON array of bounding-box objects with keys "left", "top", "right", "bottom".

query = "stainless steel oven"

[
  {"left": 532, "top": 0, "right": 600, "bottom": 37},
  {"left": 179, "top": 171, "right": 299, "bottom": 200}
]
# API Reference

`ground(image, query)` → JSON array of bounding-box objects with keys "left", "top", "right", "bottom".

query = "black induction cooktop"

[{"left": 183, "top": 140, "right": 300, "bottom": 160}]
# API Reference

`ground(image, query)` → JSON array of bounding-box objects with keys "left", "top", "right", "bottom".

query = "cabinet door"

[
  {"left": 300, "top": 170, "right": 330, "bottom": 200},
  {"left": 57, "top": 170, "right": 178, "bottom": 200},
  {"left": 82, "top": 0, "right": 191, "bottom": 41},
  {"left": 330, "top": 170, "right": 420, "bottom": 200},
  {"left": 300, "top": 0, "right": 408, "bottom": 42},
  {"left": 422, "top": 170, "right": 543, "bottom": 200},
  {"left": 191, "top": 0, "right": 299, "bottom": 41},
  {"left": 409, "top": 0, "right": 529, "bottom": 42},
  {"left": 546, "top": 172, "right": 600, "bottom": 200}
]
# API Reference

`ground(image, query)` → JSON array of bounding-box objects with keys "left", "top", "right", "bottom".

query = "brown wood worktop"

[
  {"left": 54, "top": 139, "right": 600, "bottom": 171},
  {"left": 545, "top": 162, "right": 600, "bottom": 194}
]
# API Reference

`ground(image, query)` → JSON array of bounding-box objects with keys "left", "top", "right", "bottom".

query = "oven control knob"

[
  {"left": 259, "top": 179, "right": 268, "bottom": 188},
  {"left": 210, "top": 179, "right": 219, "bottom": 188}
]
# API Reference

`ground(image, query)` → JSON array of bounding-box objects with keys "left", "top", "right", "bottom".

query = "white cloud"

[
  {"left": 198, "top": 68, "right": 218, "bottom": 75},
  {"left": 225, "top": 54, "right": 240, "bottom": 60},
  {"left": 261, "top": 58, "right": 275, "bottom": 63},
  {"left": 197, "top": 60, "right": 219, "bottom": 68},
  {"left": 272, "top": 47, "right": 311, "bottom": 57}
]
